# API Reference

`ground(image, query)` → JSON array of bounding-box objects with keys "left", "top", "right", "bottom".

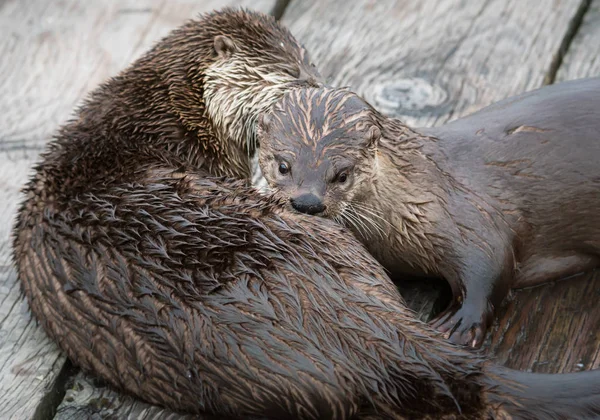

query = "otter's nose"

[{"left": 290, "top": 194, "right": 326, "bottom": 215}]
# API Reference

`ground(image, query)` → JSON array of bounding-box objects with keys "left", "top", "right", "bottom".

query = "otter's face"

[
  {"left": 202, "top": 10, "right": 323, "bottom": 155},
  {"left": 257, "top": 88, "right": 381, "bottom": 223}
]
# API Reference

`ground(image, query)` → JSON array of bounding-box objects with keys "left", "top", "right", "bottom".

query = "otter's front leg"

[{"left": 431, "top": 245, "right": 514, "bottom": 348}]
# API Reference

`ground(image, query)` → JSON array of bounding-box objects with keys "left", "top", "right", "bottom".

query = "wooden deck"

[{"left": 0, "top": 0, "right": 599, "bottom": 418}]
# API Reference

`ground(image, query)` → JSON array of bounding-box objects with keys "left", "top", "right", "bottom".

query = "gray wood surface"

[
  {"left": 281, "top": 0, "right": 587, "bottom": 128},
  {"left": 557, "top": 0, "right": 600, "bottom": 81},
  {"left": 56, "top": 374, "right": 197, "bottom": 420},
  {"left": 0, "top": 1, "right": 277, "bottom": 419}
]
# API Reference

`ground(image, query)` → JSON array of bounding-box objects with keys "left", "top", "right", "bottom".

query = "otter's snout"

[{"left": 290, "top": 194, "right": 326, "bottom": 215}]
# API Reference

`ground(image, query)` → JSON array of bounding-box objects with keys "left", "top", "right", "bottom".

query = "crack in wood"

[
  {"left": 31, "top": 360, "right": 77, "bottom": 420},
  {"left": 506, "top": 125, "right": 551, "bottom": 135},
  {"left": 271, "top": 0, "right": 291, "bottom": 20},
  {"left": 544, "top": 0, "right": 592, "bottom": 85}
]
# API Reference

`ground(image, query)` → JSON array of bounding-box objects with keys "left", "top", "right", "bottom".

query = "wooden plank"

[
  {"left": 0, "top": 0, "right": 277, "bottom": 155},
  {"left": 485, "top": 271, "right": 600, "bottom": 373},
  {"left": 556, "top": 0, "right": 600, "bottom": 82},
  {"left": 3, "top": 0, "right": 596, "bottom": 417},
  {"left": 56, "top": 374, "right": 197, "bottom": 420},
  {"left": 0, "top": 160, "right": 67, "bottom": 420},
  {"left": 281, "top": 0, "right": 584, "bottom": 128},
  {"left": 0, "top": 1, "right": 277, "bottom": 418}
]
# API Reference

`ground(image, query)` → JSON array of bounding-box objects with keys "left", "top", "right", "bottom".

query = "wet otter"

[
  {"left": 16, "top": 170, "right": 600, "bottom": 420},
  {"left": 12, "top": 7, "right": 600, "bottom": 419},
  {"left": 257, "top": 81, "right": 600, "bottom": 349},
  {"left": 14, "top": 4, "right": 600, "bottom": 419}
]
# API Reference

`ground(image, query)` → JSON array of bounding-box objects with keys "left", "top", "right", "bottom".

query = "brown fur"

[
  {"left": 12, "top": 7, "right": 600, "bottom": 419},
  {"left": 257, "top": 82, "right": 600, "bottom": 350}
]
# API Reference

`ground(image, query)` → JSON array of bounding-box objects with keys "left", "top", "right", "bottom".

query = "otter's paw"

[{"left": 430, "top": 304, "right": 491, "bottom": 348}]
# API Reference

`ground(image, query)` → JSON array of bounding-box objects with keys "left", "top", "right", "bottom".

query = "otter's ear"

[
  {"left": 367, "top": 125, "right": 381, "bottom": 147},
  {"left": 257, "top": 113, "right": 273, "bottom": 135},
  {"left": 213, "top": 35, "right": 237, "bottom": 58}
]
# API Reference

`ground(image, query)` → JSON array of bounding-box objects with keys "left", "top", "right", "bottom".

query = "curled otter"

[
  {"left": 13, "top": 7, "right": 600, "bottom": 419},
  {"left": 257, "top": 82, "right": 600, "bottom": 349}
]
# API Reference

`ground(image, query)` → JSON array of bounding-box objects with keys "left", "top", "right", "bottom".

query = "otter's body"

[
  {"left": 257, "top": 81, "right": 600, "bottom": 349},
  {"left": 18, "top": 166, "right": 600, "bottom": 420},
  {"left": 422, "top": 77, "right": 600, "bottom": 288}
]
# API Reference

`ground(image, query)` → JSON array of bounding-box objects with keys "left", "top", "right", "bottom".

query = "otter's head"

[
  {"left": 169, "top": 8, "right": 323, "bottom": 157},
  {"left": 257, "top": 87, "right": 381, "bottom": 222}
]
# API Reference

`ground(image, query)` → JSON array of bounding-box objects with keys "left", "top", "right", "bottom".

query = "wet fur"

[
  {"left": 258, "top": 82, "right": 600, "bottom": 351},
  {"left": 12, "top": 7, "right": 600, "bottom": 419}
]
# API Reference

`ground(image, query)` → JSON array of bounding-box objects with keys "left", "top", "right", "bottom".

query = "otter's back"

[
  {"left": 422, "top": 77, "right": 600, "bottom": 249},
  {"left": 427, "top": 77, "right": 600, "bottom": 184}
]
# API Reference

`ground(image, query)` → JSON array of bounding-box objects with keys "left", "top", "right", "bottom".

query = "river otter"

[
  {"left": 257, "top": 81, "right": 600, "bottom": 349},
  {"left": 12, "top": 8, "right": 600, "bottom": 419},
  {"left": 14, "top": 5, "right": 600, "bottom": 419}
]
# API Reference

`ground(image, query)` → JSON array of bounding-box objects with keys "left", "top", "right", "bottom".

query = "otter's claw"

[{"left": 431, "top": 304, "right": 490, "bottom": 348}]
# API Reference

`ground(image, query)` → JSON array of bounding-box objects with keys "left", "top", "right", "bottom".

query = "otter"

[
  {"left": 257, "top": 81, "right": 600, "bottom": 349},
  {"left": 12, "top": 8, "right": 600, "bottom": 419}
]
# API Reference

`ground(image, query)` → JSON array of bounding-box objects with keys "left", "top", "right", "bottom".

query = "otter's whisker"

[
  {"left": 353, "top": 202, "right": 388, "bottom": 238},
  {"left": 350, "top": 201, "right": 390, "bottom": 225},
  {"left": 355, "top": 211, "right": 386, "bottom": 239},
  {"left": 338, "top": 209, "right": 361, "bottom": 236},
  {"left": 332, "top": 215, "right": 344, "bottom": 227},
  {"left": 350, "top": 201, "right": 393, "bottom": 232},
  {"left": 344, "top": 206, "right": 375, "bottom": 239},
  {"left": 347, "top": 203, "right": 385, "bottom": 239}
]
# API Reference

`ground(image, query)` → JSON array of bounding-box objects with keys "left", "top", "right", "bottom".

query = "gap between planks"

[{"left": 543, "top": 0, "right": 592, "bottom": 84}]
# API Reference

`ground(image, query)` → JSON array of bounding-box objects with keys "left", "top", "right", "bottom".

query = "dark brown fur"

[
  {"left": 12, "top": 7, "right": 600, "bottom": 419},
  {"left": 258, "top": 82, "right": 600, "bottom": 349}
]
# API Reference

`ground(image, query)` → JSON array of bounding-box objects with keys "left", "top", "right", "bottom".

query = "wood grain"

[
  {"left": 55, "top": 374, "right": 198, "bottom": 420},
  {"left": 0, "top": 160, "right": 67, "bottom": 419},
  {"left": 0, "top": 0, "right": 277, "bottom": 155},
  {"left": 281, "top": 0, "right": 585, "bottom": 128},
  {"left": 0, "top": 0, "right": 277, "bottom": 418},
  {"left": 485, "top": 271, "right": 600, "bottom": 373},
  {"left": 2, "top": 0, "right": 599, "bottom": 416},
  {"left": 556, "top": 0, "right": 600, "bottom": 81}
]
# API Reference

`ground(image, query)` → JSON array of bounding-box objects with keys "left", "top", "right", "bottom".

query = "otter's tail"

[{"left": 486, "top": 365, "right": 600, "bottom": 419}]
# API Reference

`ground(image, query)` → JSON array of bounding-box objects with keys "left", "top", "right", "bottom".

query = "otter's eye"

[
  {"left": 278, "top": 162, "right": 290, "bottom": 175},
  {"left": 337, "top": 172, "right": 348, "bottom": 183}
]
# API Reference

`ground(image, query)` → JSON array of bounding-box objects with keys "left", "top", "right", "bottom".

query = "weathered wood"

[
  {"left": 0, "top": 161, "right": 67, "bottom": 420},
  {"left": 0, "top": 0, "right": 277, "bottom": 418},
  {"left": 281, "top": 0, "right": 584, "bottom": 128},
  {"left": 3, "top": 0, "right": 599, "bottom": 417},
  {"left": 485, "top": 271, "right": 600, "bottom": 373},
  {"left": 56, "top": 374, "right": 198, "bottom": 420},
  {"left": 0, "top": 0, "right": 277, "bottom": 155},
  {"left": 556, "top": 0, "right": 600, "bottom": 81}
]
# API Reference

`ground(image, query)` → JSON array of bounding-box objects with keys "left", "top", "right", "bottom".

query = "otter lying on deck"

[
  {"left": 12, "top": 7, "right": 600, "bottom": 419},
  {"left": 257, "top": 81, "right": 600, "bottom": 350}
]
